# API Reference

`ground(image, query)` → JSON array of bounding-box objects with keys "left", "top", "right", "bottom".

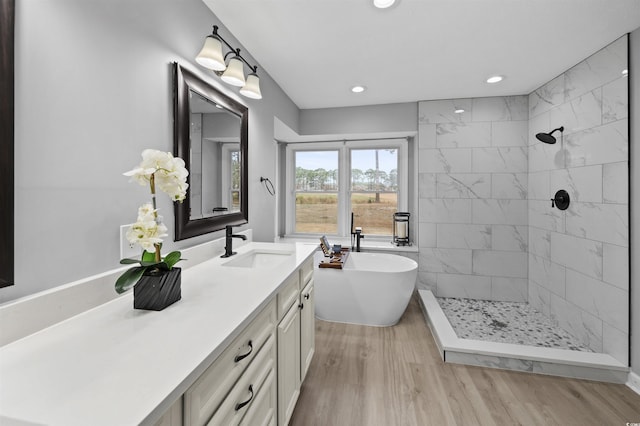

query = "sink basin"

[{"left": 222, "top": 249, "right": 294, "bottom": 268}]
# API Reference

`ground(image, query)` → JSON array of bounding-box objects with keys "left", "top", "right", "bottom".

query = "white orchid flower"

[
  {"left": 126, "top": 204, "right": 168, "bottom": 252},
  {"left": 123, "top": 149, "right": 189, "bottom": 201}
]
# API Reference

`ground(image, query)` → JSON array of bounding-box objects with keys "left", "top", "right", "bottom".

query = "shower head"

[{"left": 535, "top": 126, "right": 564, "bottom": 144}]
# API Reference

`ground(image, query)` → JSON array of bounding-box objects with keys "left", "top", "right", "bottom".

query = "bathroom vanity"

[{"left": 0, "top": 242, "right": 316, "bottom": 426}]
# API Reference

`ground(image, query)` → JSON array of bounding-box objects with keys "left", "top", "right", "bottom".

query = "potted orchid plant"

[{"left": 116, "top": 149, "right": 189, "bottom": 311}]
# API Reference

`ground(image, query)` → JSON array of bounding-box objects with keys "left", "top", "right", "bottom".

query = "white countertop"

[{"left": 0, "top": 242, "right": 317, "bottom": 426}]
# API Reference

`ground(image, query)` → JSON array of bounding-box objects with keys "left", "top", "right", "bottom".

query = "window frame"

[{"left": 285, "top": 139, "right": 408, "bottom": 239}]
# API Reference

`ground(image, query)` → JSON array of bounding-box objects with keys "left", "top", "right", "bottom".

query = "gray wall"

[
  {"left": 300, "top": 103, "right": 417, "bottom": 136},
  {"left": 527, "top": 36, "right": 629, "bottom": 363},
  {"left": 5, "top": 0, "right": 299, "bottom": 303},
  {"left": 631, "top": 28, "right": 639, "bottom": 377}
]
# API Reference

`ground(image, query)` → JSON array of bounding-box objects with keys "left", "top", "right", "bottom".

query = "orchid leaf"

[
  {"left": 115, "top": 266, "right": 146, "bottom": 294},
  {"left": 163, "top": 251, "right": 182, "bottom": 269},
  {"left": 119, "top": 258, "right": 141, "bottom": 265},
  {"left": 141, "top": 250, "right": 156, "bottom": 263}
]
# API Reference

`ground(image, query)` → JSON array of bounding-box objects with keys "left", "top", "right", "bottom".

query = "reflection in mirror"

[
  {"left": 188, "top": 90, "right": 241, "bottom": 219},
  {"left": 173, "top": 63, "right": 248, "bottom": 241}
]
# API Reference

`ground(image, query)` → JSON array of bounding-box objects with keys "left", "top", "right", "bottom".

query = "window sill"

[{"left": 275, "top": 235, "right": 419, "bottom": 253}]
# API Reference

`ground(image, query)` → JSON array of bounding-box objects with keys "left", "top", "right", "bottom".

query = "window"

[
  {"left": 229, "top": 149, "right": 241, "bottom": 211},
  {"left": 294, "top": 150, "right": 339, "bottom": 234},
  {"left": 286, "top": 139, "right": 407, "bottom": 238},
  {"left": 350, "top": 149, "right": 398, "bottom": 235},
  {"left": 221, "top": 144, "right": 241, "bottom": 213}
]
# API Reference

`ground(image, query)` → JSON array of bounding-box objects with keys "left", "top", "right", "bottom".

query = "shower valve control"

[{"left": 551, "top": 189, "right": 570, "bottom": 210}]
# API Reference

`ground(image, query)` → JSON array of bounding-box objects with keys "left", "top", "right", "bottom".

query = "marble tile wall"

[
  {"left": 527, "top": 35, "right": 629, "bottom": 365},
  {"left": 416, "top": 35, "right": 629, "bottom": 365},
  {"left": 417, "top": 95, "right": 529, "bottom": 302}
]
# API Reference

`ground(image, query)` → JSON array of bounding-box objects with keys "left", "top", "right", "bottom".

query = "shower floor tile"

[{"left": 436, "top": 297, "right": 593, "bottom": 352}]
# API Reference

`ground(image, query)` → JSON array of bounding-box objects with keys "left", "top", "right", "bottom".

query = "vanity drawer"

[
  {"left": 299, "top": 257, "right": 313, "bottom": 286},
  {"left": 184, "top": 299, "right": 276, "bottom": 426},
  {"left": 239, "top": 368, "right": 276, "bottom": 426},
  {"left": 207, "top": 334, "right": 276, "bottom": 426},
  {"left": 276, "top": 274, "right": 299, "bottom": 319}
]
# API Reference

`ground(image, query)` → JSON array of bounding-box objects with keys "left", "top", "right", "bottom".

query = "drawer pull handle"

[
  {"left": 235, "top": 385, "right": 254, "bottom": 411},
  {"left": 298, "top": 303, "right": 304, "bottom": 310},
  {"left": 304, "top": 293, "right": 310, "bottom": 300},
  {"left": 234, "top": 340, "right": 253, "bottom": 362}
]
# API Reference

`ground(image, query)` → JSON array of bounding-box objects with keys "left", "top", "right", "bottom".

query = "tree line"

[{"left": 295, "top": 167, "right": 398, "bottom": 192}]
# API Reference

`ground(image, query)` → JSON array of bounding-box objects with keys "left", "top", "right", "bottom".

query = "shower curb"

[{"left": 418, "top": 289, "right": 628, "bottom": 384}]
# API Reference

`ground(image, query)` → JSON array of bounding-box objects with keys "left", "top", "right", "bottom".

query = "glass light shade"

[
  {"left": 239, "top": 73, "right": 262, "bottom": 99},
  {"left": 221, "top": 57, "right": 246, "bottom": 87},
  {"left": 195, "top": 36, "right": 226, "bottom": 71},
  {"left": 374, "top": 0, "right": 395, "bottom": 8}
]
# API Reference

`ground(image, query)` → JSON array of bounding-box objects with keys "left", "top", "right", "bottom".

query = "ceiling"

[{"left": 203, "top": 0, "right": 640, "bottom": 110}]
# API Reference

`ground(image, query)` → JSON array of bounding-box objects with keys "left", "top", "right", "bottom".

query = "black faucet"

[
  {"left": 221, "top": 225, "right": 247, "bottom": 258},
  {"left": 352, "top": 227, "right": 364, "bottom": 252}
]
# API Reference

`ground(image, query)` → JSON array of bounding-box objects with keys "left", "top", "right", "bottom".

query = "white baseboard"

[{"left": 628, "top": 370, "right": 640, "bottom": 395}]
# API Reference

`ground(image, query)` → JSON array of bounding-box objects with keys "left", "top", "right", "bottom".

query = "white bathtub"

[{"left": 314, "top": 251, "right": 418, "bottom": 327}]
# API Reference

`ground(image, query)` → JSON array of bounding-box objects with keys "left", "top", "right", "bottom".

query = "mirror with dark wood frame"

[
  {"left": 0, "top": 0, "right": 15, "bottom": 288},
  {"left": 173, "top": 62, "right": 248, "bottom": 240}
]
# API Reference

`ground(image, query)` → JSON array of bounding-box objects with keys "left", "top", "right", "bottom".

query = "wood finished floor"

[{"left": 290, "top": 294, "right": 640, "bottom": 426}]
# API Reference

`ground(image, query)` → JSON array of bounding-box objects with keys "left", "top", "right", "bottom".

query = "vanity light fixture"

[
  {"left": 196, "top": 25, "right": 262, "bottom": 99},
  {"left": 454, "top": 108, "right": 465, "bottom": 114},
  {"left": 374, "top": 0, "right": 396, "bottom": 8},
  {"left": 351, "top": 85, "right": 366, "bottom": 93},
  {"left": 240, "top": 73, "right": 262, "bottom": 99},
  {"left": 220, "top": 56, "right": 246, "bottom": 87},
  {"left": 486, "top": 75, "right": 504, "bottom": 84},
  {"left": 622, "top": 69, "right": 628, "bottom": 76},
  {"left": 195, "top": 34, "right": 226, "bottom": 71}
]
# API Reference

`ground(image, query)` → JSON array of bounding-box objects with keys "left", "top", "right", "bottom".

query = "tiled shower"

[{"left": 417, "top": 35, "right": 629, "bottom": 365}]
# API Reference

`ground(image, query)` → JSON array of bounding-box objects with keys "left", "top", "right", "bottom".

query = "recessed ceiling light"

[
  {"left": 351, "top": 85, "right": 366, "bottom": 93},
  {"left": 486, "top": 75, "right": 504, "bottom": 84},
  {"left": 373, "top": 0, "right": 396, "bottom": 8},
  {"left": 454, "top": 108, "right": 465, "bottom": 114},
  {"left": 622, "top": 69, "right": 629, "bottom": 76}
]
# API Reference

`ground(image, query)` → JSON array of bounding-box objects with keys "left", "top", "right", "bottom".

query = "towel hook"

[{"left": 260, "top": 177, "right": 275, "bottom": 196}]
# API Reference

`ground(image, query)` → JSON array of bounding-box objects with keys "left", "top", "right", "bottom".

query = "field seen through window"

[
  {"left": 295, "top": 192, "right": 397, "bottom": 235},
  {"left": 295, "top": 149, "right": 398, "bottom": 235}
]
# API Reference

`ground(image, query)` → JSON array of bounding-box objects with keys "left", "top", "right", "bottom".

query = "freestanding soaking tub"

[{"left": 314, "top": 251, "right": 418, "bottom": 326}]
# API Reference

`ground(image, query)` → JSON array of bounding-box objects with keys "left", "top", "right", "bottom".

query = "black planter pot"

[{"left": 133, "top": 267, "right": 182, "bottom": 311}]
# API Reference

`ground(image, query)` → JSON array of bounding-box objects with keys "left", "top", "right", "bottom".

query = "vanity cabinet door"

[
  {"left": 299, "top": 279, "right": 315, "bottom": 383},
  {"left": 154, "top": 398, "right": 183, "bottom": 426},
  {"left": 277, "top": 301, "right": 301, "bottom": 426}
]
